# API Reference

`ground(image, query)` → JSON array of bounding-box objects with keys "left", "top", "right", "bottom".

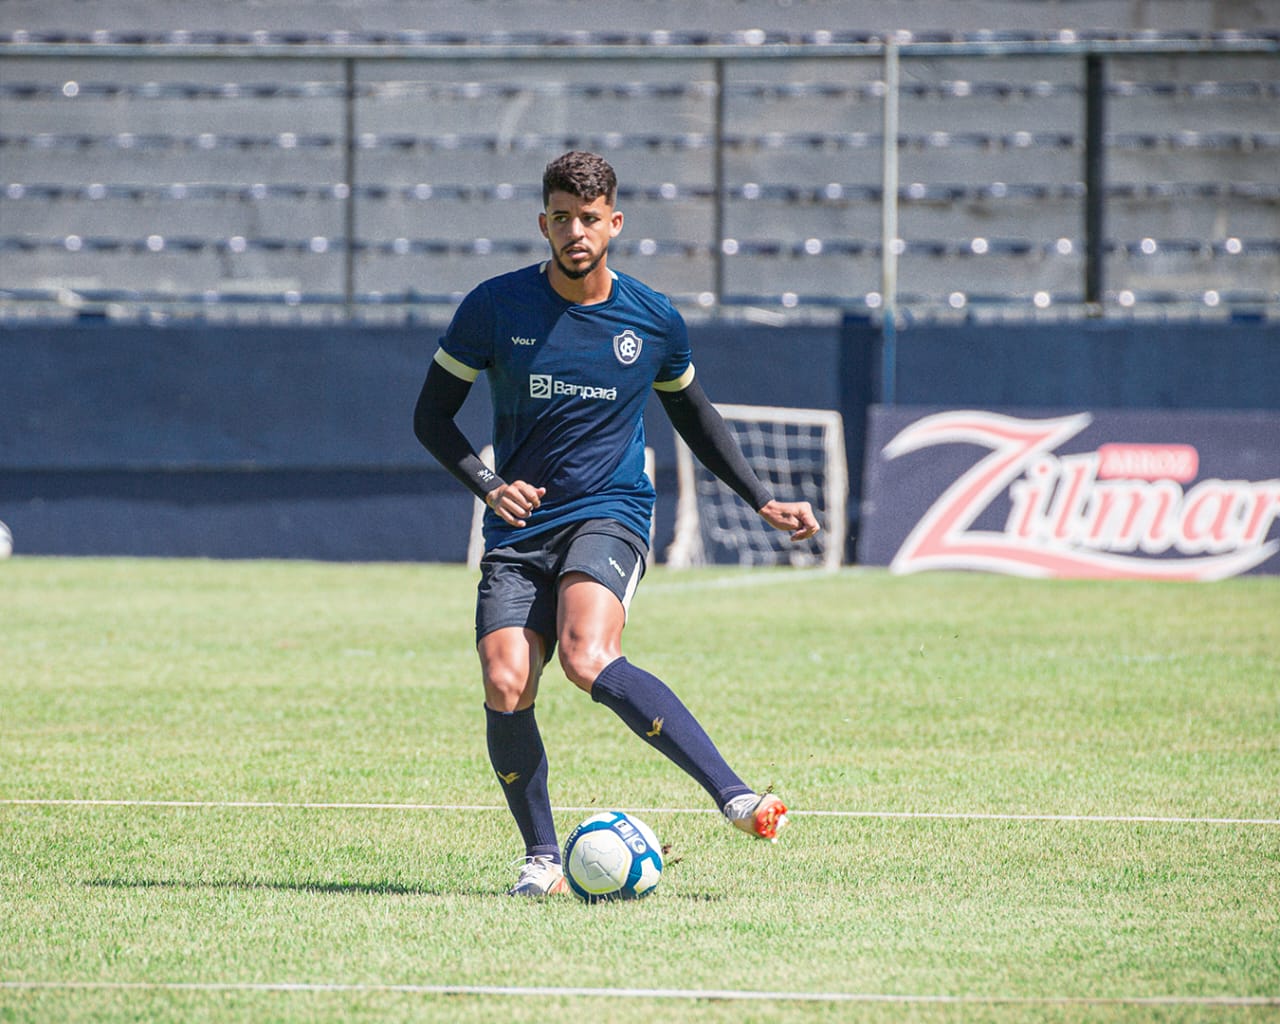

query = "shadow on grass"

[
  {"left": 84, "top": 877, "right": 730, "bottom": 901},
  {"left": 83, "top": 877, "right": 496, "bottom": 897}
]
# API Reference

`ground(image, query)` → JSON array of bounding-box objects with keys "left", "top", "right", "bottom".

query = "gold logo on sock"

[
  {"left": 646, "top": 717, "right": 664, "bottom": 738},
  {"left": 497, "top": 770, "right": 520, "bottom": 785}
]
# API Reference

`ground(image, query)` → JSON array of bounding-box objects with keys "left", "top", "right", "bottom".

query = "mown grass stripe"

[
  {"left": 1, "top": 981, "right": 1277, "bottom": 1007},
  {"left": 3, "top": 798, "right": 1277, "bottom": 826}
]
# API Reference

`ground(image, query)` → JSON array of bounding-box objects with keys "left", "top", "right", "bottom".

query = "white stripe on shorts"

[{"left": 621, "top": 550, "right": 645, "bottom": 620}]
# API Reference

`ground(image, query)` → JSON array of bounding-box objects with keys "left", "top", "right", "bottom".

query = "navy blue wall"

[
  {"left": 1, "top": 322, "right": 469, "bottom": 560},
  {"left": 870, "top": 319, "right": 1280, "bottom": 409},
  {"left": 1, "top": 318, "right": 1275, "bottom": 561}
]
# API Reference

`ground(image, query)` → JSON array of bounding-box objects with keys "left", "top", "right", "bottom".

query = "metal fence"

[{"left": 2, "top": 29, "right": 1278, "bottom": 325}]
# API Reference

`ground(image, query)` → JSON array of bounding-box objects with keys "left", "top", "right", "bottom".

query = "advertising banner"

[{"left": 858, "top": 407, "right": 1280, "bottom": 579}]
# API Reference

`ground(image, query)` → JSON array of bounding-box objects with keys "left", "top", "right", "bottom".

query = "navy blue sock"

[
  {"left": 590, "top": 657, "right": 753, "bottom": 811},
  {"left": 485, "top": 704, "right": 559, "bottom": 861}
]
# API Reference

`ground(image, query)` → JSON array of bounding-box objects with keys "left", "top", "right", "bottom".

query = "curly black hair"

[{"left": 542, "top": 151, "right": 618, "bottom": 208}]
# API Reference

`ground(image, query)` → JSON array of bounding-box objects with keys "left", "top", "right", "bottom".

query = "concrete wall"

[{"left": 1, "top": 317, "right": 1275, "bottom": 561}]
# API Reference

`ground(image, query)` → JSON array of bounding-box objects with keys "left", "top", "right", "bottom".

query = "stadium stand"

[{"left": 1, "top": 2, "right": 1277, "bottom": 322}]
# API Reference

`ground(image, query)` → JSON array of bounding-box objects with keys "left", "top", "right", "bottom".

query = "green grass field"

[{"left": 2, "top": 557, "right": 1278, "bottom": 1023}]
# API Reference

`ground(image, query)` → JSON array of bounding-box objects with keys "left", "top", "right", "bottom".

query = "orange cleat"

[
  {"left": 507, "top": 855, "right": 570, "bottom": 896},
  {"left": 727, "top": 792, "right": 790, "bottom": 842}
]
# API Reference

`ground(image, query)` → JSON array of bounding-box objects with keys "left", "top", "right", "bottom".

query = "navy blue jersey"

[{"left": 435, "top": 262, "right": 694, "bottom": 549}]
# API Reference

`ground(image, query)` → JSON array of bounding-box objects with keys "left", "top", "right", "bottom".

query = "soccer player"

[{"left": 414, "top": 151, "right": 819, "bottom": 896}]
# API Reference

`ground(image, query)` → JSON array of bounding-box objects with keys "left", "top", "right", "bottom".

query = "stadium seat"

[{"left": 2, "top": 28, "right": 1276, "bottom": 320}]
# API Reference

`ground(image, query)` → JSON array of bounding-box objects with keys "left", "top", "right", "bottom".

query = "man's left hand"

[{"left": 758, "top": 500, "right": 820, "bottom": 542}]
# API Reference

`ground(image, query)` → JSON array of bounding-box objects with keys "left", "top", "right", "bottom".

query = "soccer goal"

[
  {"left": 666, "top": 404, "right": 847, "bottom": 570},
  {"left": 466, "top": 445, "right": 656, "bottom": 569}
]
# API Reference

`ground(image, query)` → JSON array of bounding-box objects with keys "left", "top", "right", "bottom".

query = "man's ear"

[
  {"left": 538, "top": 212, "right": 549, "bottom": 239},
  {"left": 611, "top": 210, "right": 624, "bottom": 237}
]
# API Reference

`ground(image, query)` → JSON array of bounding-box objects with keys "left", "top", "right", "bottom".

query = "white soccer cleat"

[
  {"left": 507, "top": 854, "right": 570, "bottom": 897},
  {"left": 725, "top": 792, "right": 790, "bottom": 842}
]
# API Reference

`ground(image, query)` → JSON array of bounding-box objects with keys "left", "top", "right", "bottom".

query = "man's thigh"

[
  {"left": 558, "top": 521, "right": 648, "bottom": 617},
  {"left": 475, "top": 545, "right": 558, "bottom": 656}
]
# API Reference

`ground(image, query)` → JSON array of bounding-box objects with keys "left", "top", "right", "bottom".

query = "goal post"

[{"left": 666, "top": 404, "right": 847, "bottom": 570}]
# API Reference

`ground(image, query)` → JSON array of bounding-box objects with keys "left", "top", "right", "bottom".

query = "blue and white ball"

[{"left": 563, "top": 810, "right": 663, "bottom": 903}]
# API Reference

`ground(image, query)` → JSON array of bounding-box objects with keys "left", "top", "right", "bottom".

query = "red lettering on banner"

[
  {"left": 1097, "top": 443, "right": 1199, "bottom": 482},
  {"left": 1243, "top": 485, "right": 1280, "bottom": 543},
  {"left": 1050, "top": 456, "right": 1093, "bottom": 541},
  {"left": 885, "top": 411, "right": 1280, "bottom": 580}
]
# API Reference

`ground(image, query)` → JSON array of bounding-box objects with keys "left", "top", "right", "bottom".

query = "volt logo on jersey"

[{"left": 613, "top": 329, "right": 643, "bottom": 366}]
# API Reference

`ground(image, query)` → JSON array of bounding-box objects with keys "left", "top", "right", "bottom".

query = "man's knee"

[
  {"left": 479, "top": 628, "right": 543, "bottom": 711},
  {"left": 484, "top": 663, "right": 534, "bottom": 710},
  {"left": 556, "top": 574, "right": 625, "bottom": 690},
  {"left": 557, "top": 631, "right": 618, "bottom": 691}
]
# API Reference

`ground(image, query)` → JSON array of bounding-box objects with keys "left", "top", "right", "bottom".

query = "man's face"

[{"left": 539, "top": 191, "right": 623, "bottom": 280}]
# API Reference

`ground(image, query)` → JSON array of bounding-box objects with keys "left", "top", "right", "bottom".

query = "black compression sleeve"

[
  {"left": 658, "top": 379, "right": 774, "bottom": 510},
  {"left": 412, "top": 360, "right": 506, "bottom": 501}
]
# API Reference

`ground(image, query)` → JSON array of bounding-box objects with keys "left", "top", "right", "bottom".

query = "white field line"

[
  {"left": 0, "top": 981, "right": 1277, "bottom": 1007},
  {"left": 2, "top": 799, "right": 1278, "bottom": 826}
]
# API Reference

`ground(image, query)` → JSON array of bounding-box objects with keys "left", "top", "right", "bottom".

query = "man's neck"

[{"left": 547, "top": 261, "right": 614, "bottom": 305}]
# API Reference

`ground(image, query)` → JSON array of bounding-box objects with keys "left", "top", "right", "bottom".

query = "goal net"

[{"left": 666, "top": 404, "right": 847, "bottom": 570}]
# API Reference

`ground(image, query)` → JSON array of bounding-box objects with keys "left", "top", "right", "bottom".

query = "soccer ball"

[
  {"left": 563, "top": 810, "right": 663, "bottom": 903},
  {"left": 0, "top": 521, "right": 11, "bottom": 559}
]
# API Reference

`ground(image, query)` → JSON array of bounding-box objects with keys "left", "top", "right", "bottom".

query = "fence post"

[
  {"left": 343, "top": 57, "right": 358, "bottom": 318},
  {"left": 1083, "top": 52, "right": 1106, "bottom": 311},
  {"left": 713, "top": 57, "right": 727, "bottom": 307},
  {"left": 880, "top": 38, "right": 901, "bottom": 405}
]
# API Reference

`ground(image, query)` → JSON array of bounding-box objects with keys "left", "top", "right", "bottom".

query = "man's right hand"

[{"left": 486, "top": 480, "right": 546, "bottom": 528}]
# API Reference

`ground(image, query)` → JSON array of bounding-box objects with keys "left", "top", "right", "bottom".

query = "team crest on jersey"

[{"left": 613, "top": 329, "right": 643, "bottom": 366}]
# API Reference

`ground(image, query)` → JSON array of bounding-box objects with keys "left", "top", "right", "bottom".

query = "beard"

[{"left": 552, "top": 243, "right": 607, "bottom": 280}]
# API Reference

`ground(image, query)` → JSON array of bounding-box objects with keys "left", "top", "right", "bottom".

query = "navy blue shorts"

[{"left": 475, "top": 518, "right": 648, "bottom": 660}]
